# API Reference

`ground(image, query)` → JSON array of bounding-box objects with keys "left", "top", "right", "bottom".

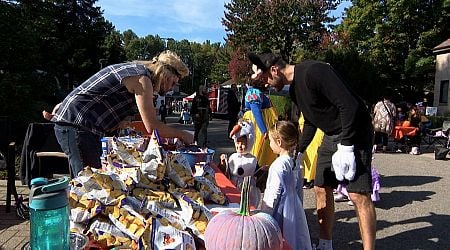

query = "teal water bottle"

[{"left": 29, "top": 177, "right": 70, "bottom": 250}]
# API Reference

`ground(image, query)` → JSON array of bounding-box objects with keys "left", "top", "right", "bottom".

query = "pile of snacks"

[{"left": 70, "top": 131, "right": 226, "bottom": 249}]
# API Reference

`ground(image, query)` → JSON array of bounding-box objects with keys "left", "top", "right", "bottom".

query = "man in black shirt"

[
  {"left": 248, "top": 52, "right": 376, "bottom": 250},
  {"left": 159, "top": 100, "right": 167, "bottom": 123},
  {"left": 191, "top": 85, "right": 210, "bottom": 148}
]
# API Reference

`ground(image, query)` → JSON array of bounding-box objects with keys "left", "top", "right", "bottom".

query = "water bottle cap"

[
  {"left": 29, "top": 176, "right": 69, "bottom": 210},
  {"left": 30, "top": 177, "right": 48, "bottom": 186}
]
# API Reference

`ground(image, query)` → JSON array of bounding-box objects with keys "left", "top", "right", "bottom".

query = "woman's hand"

[{"left": 42, "top": 110, "right": 53, "bottom": 120}]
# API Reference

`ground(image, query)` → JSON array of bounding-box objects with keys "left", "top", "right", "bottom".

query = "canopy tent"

[{"left": 183, "top": 92, "right": 196, "bottom": 102}]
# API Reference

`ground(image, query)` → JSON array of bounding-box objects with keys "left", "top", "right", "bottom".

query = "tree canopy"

[{"left": 1, "top": 0, "right": 449, "bottom": 141}]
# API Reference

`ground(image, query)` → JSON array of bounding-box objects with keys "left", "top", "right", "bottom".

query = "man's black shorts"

[{"left": 315, "top": 131, "right": 373, "bottom": 194}]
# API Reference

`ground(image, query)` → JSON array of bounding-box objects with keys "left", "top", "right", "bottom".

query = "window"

[{"left": 439, "top": 80, "right": 449, "bottom": 104}]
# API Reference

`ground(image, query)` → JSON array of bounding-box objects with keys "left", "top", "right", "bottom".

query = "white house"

[{"left": 433, "top": 39, "right": 450, "bottom": 115}]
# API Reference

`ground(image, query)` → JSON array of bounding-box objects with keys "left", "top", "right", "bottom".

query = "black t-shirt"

[
  {"left": 289, "top": 60, "right": 371, "bottom": 152},
  {"left": 190, "top": 94, "right": 209, "bottom": 123},
  {"left": 227, "top": 90, "right": 240, "bottom": 115}
]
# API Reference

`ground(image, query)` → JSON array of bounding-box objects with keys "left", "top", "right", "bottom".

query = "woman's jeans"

[{"left": 54, "top": 124, "right": 102, "bottom": 176}]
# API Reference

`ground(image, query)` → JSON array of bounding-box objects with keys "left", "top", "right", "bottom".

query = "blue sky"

[{"left": 96, "top": 0, "right": 351, "bottom": 44}]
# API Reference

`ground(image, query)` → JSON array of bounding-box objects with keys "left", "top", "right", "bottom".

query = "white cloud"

[{"left": 98, "top": 0, "right": 228, "bottom": 30}]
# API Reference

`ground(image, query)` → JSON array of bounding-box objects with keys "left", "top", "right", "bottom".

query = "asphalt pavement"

[
  {"left": 1, "top": 114, "right": 449, "bottom": 249},
  {"left": 168, "top": 114, "right": 450, "bottom": 249}
]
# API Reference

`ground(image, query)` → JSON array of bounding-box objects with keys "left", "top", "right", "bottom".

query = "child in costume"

[
  {"left": 242, "top": 79, "right": 278, "bottom": 190},
  {"left": 219, "top": 119, "right": 260, "bottom": 207},
  {"left": 334, "top": 166, "right": 381, "bottom": 205},
  {"left": 261, "top": 121, "right": 311, "bottom": 250},
  {"left": 181, "top": 108, "right": 190, "bottom": 124}
]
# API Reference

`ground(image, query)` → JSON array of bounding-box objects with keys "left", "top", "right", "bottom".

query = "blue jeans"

[{"left": 54, "top": 124, "right": 101, "bottom": 175}]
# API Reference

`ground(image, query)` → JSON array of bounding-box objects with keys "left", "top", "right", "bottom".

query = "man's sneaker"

[{"left": 334, "top": 194, "right": 349, "bottom": 202}]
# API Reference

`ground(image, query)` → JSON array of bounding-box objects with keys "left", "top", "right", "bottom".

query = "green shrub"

[{"left": 269, "top": 95, "right": 292, "bottom": 118}]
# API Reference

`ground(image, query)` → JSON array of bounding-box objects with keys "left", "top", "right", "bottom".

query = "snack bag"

[
  {"left": 131, "top": 187, "right": 177, "bottom": 209},
  {"left": 89, "top": 219, "right": 128, "bottom": 238},
  {"left": 194, "top": 176, "right": 227, "bottom": 205},
  {"left": 168, "top": 184, "right": 205, "bottom": 206},
  {"left": 117, "top": 167, "right": 166, "bottom": 191},
  {"left": 177, "top": 194, "right": 212, "bottom": 240},
  {"left": 165, "top": 153, "right": 194, "bottom": 188},
  {"left": 141, "top": 158, "right": 166, "bottom": 181},
  {"left": 107, "top": 201, "right": 148, "bottom": 241},
  {"left": 112, "top": 137, "right": 143, "bottom": 166},
  {"left": 124, "top": 196, "right": 188, "bottom": 232},
  {"left": 69, "top": 187, "right": 105, "bottom": 222},
  {"left": 73, "top": 167, "right": 126, "bottom": 205},
  {"left": 149, "top": 218, "right": 196, "bottom": 250},
  {"left": 194, "top": 162, "right": 216, "bottom": 184},
  {"left": 141, "top": 130, "right": 166, "bottom": 181}
]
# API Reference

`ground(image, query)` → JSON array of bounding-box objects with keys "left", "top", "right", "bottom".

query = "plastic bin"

[{"left": 178, "top": 149, "right": 215, "bottom": 168}]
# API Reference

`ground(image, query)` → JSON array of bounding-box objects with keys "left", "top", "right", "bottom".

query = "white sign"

[{"left": 425, "top": 107, "right": 437, "bottom": 116}]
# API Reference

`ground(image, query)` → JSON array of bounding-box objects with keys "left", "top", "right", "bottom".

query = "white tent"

[{"left": 183, "top": 92, "right": 196, "bottom": 102}]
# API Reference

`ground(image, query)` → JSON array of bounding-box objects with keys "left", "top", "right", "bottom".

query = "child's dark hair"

[{"left": 269, "top": 121, "right": 299, "bottom": 149}]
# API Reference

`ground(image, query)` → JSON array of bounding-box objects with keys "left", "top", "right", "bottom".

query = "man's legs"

[
  {"left": 348, "top": 192, "right": 376, "bottom": 250},
  {"left": 314, "top": 134, "right": 340, "bottom": 249},
  {"left": 194, "top": 123, "right": 200, "bottom": 143},
  {"left": 315, "top": 185, "right": 335, "bottom": 240},
  {"left": 198, "top": 122, "right": 208, "bottom": 147},
  {"left": 227, "top": 114, "right": 238, "bottom": 136}
]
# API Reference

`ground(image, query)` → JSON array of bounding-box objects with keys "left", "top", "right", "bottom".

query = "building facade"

[{"left": 433, "top": 39, "right": 450, "bottom": 115}]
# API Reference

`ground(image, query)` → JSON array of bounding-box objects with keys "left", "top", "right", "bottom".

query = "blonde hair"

[
  {"left": 269, "top": 121, "right": 299, "bottom": 149},
  {"left": 137, "top": 50, "right": 189, "bottom": 92}
]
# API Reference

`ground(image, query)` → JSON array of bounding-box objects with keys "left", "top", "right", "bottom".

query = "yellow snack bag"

[
  {"left": 194, "top": 176, "right": 227, "bottom": 205},
  {"left": 165, "top": 153, "right": 194, "bottom": 188}
]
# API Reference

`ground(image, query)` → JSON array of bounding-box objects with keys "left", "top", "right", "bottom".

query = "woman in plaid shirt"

[{"left": 48, "top": 50, "right": 193, "bottom": 175}]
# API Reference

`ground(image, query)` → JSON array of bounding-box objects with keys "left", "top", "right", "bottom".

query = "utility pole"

[
  {"left": 161, "top": 37, "right": 171, "bottom": 49},
  {"left": 99, "top": 58, "right": 107, "bottom": 70}
]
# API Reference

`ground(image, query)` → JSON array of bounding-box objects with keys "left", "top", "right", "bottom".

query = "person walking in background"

[
  {"left": 242, "top": 79, "right": 278, "bottom": 190},
  {"left": 249, "top": 52, "right": 376, "bottom": 250},
  {"left": 227, "top": 83, "right": 241, "bottom": 136},
  {"left": 181, "top": 108, "right": 190, "bottom": 125},
  {"left": 260, "top": 121, "right": 312, "bottom": 250},
  {"left": 50, "top": 50, "right": 193, "bottom": 175},
  {"left": 159, "top": 100, "right": 167, "bottom": 123},
  {"left": 191, "top": 85, "right": 209, "bottom": 148},
  {"left": 372, "top": 96, "right": 396, "bottom": 153}
]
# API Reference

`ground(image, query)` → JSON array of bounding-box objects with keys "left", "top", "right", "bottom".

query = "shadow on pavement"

[
  {"left": 381, "top": 175, "right": 441, "bottom": 188},
  {"left": 376, "top": 190, "right": 435, "bottom": 210},
  {"left": 376, "top": 213, "right": 450, "bottom": 249}
]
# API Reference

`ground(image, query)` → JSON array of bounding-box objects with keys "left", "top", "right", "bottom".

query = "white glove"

[{"left": 332, "top": 144, "right": 356, "bottom": 181}]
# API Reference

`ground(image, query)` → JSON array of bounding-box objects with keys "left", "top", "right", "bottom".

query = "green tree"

[
  {"left": 337, "top": 0, "right": 450, "bottom": 102},
  {"left": 0, "top": 0, "right": 117, "bottom": 138},
  {"left": 102, "top": 30, "right": 127, "bottom": 66},
  {"left": 222, "top": 0, "right": 339, "bottom": 61}
]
